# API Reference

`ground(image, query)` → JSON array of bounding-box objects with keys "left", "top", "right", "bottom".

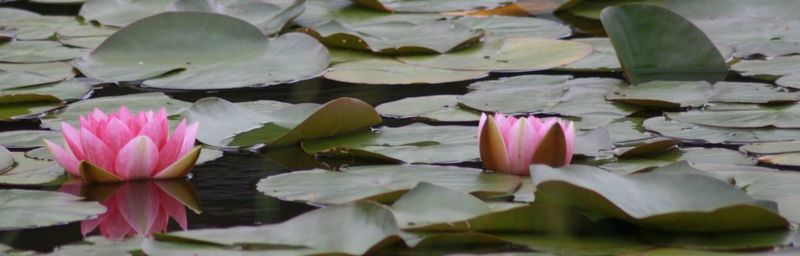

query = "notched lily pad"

[
  {"left": 532, "top": 164, "right": 788, "bottom": 232},
  {"left": 257, "top": 164, "right": 521, "bottom": 204},
  {"left": 74, "top": 12, "right": 329, "bottom": 90}
]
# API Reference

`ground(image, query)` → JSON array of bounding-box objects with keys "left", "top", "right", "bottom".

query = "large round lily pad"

[
  {"left": 601, "top": 4, "right": 727, "bottom": 84},
  {"left": 666, "top": 104, "right": 800, "bottom": 128},
  {"left": 168, "top": 0, "right": 305, "bottom": 35},
  {"left": 643, "top": 116, "right": 800, "bottom": 144},
  {"left": 74, "top": 12, "right": 329, "bottom": 90},
  {"left": 324, "top": 58, "right": 488, "bottom": 84},
  {"left": 0, "top": 62, "right": 75, "bottom": 90},
  {"left": 376, "top": 95, "right": 480, "bottom": 122},
  {"left": 449, "top": 16, "right": 571, "bottom": 39},
  {"left": 257, "top": 164, "right": 521, "bottom": 204},
  {"left": 0, "top": 189, "right": 105, "bottom": 230},
  {"left": 0, "top": 130, "right": 61, "bottom": 149},
  {"left": 558, "top": 37, "right": 621, "bottom": 72},
  {"left": 79, "top": 0, "right": 172, "bottom": 27},
  {"left": 0, "top": 41, "right": 84, "bottom": 63},
  {"left": 2, "top": 79, "right": 92, "bottom": 101},
  {"left": 399, "top": 37, "right": 592, "bottom": 72},
  {"left": 0, "top": 16, "right": 80, "bottom": 40},
  {"left": 533, "top": 164, "right": 788, "bottom": 232},
  {"left": 0, "top": 152, "right": 64, "bottom": 185}
]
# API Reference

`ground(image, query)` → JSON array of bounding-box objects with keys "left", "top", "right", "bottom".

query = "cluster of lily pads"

[{"left": 3, "top": 0, "right": 800, "bottom": 255}]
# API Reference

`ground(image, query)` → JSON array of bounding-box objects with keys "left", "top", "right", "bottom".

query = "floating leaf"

[
  {"left": 0, "top": 130, "right": 61, "bottom": 149},
  {"left": 0, "top": 41, "right": 84, "bottom": 63},
  {"left": 0, "top": 152, "right": 63, "bottom": 185},
  {"left": 0, "top": 93, "right": 64, "bottom": 121},
  {"left": 56, "top": 24, "right": 116, "bottom": 49},
  {"left": 302, "top": 123, "right": 478, "bottom": 164},
  {"left": 740, "top": 141, "right": 800, "bottom": 155},
  {"left": 0, "top": 8, "right": 40, "bottom": 20},
  {"left": 643, "top": 116, "right": 800, "bottom": 144},
  {"left": 353, "top": 0, "right": 511, "bottom": 13},
  {"left": 3, "top": 79, "right": 92, "bottom": 102},
  {"left": 532, "top": 164, "right": 788, "bottom": 232},
  {"left": 399, "top": 37, "right": 592, "bottom": 72},
  {"left": 601, "top": 147, "right": 755, "bottom": 175},
  {"left": 51, "top": 236, "right": 143, "bottom": 256},
  {"left": 601, "top": 4, "right": 727, "bottom": 84},
  {"left": 558, "top": 37, "right": 621, "bottom": 72},
  {"left": 449, "top": 16, "right": 571, "bottom": 39},
  {"left": 666, "top": 104, "right": 800, "bottom": 128},
  {"left": 79, "top": 0, "right": 172, "bottom": 27},
  {"left": 301, "top": 19, "right": 482, "bottom": 54},
  {"left": 606, "top": 81, "right": 711, "bottom": 109},
  {"left": 732, "top": 55, "right": 800, "bottom": 82},
  {"left": 40, "top": 93, "right": 189, "bottom": 130},
  {"left": 168, "top": 0, "right": 305, "bottom": 35},
  {"left": 0, "top": 62, "right": 76, "bottom": 90},
  {"left": 74, "top": 12, "right": 329, "bottom": 90},
  {"left": 324, "top": 58, "right": 488, "bottom": 84},
  {"left": 257, "top": 164, "right": 520, "bottom": 204},
  {"left": 0, "top": 189, "right": 105, "bottom": 230},
  {"left": 153, "top": 202, "right": 400, "bottom": 255},
  {"left": 0, "top": 16, "right": 79, "bottom": 40},
  {"left": 376, "top": 95, "right": 480, "bottom": 122}
]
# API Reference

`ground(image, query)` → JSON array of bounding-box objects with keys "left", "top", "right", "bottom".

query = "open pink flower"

[
  {"left": 478, "top": 113, "right": 575, "bottom": 176},
  {"left": 44, "top": 106, "right": 200, "bottom": 183}
]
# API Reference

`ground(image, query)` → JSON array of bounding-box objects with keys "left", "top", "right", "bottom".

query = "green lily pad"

[
  {"left": 666, "top": 104, "right": 800, "bottom": 128},
  {"left": 257, "top": 164, "right": 521, "bottom": 204},
  {"left": 301, "top": 123, "right": 478, "bottom": 164},
  {"left": 532, "top": 164, "right": 788, "bottom": 232},
  {"left": 0, "top": 152, "right": 63, "bottom": 185},
  {"left": 40, "top": 92, "right": 190, "bottom": 130},
  {"left": 606, "top": 81, "right": 712, "bottom": 109},
  {"left": 74, "top": 12, "right": 329, "bottom": 90},
  {"left": 375, "top": 95, "right": 480, "bottom": 122},
  {"left": 56, "top": 24, "right": 116, "bottom": 49},
  {"left": 558, "top": 37, "right": 621, "bottom": 72},
  {"left": 449, "top": 16, "right": 571, "bottom": 39},
  {"left": 153, "top": 202, "right": 400, "bottom": 255},
  {"left": 0, "top": 16, "right": 79, "bottom": 40},
  {"left": 0, "top": 130, "right": 61, "bottom": 149},
  {"left": 59, "top": 37, "right": 106, "bottom": 49},
  {"left": 51, "top": 236, "right": 143, "bottom": 256},
  {"left": 0, "top": 189, "right": 105, "bottom": 230},
  {"left": 324, "top": 58, "right": 488, "bottom": 84},
  {"left": 638, "top": 229, "right": 796, "bottom": 251},
  {"left": 0, "top": 62, "right": 76, "bottom": 90},
  {"left": 643, "top": 116, "right": 800, "bottom": 144},
  {"left": 0, "top": 93, "right": 64, "bottom": 121},
  {"left": 732, "top": 56, "right": 800, "bottom": 82},
  {"left": 601, "top": 147, "right": 755, "bottom": 175},
  {"left": 353, "top": 0, "right": 510, "bottom": 13},
  {"left": 399, "top": 37, "right": 592, "bottom": 72},
  {"left": 0, "top": 8, "right": 40, "bottom": 21},
  {"left": 301, "top": 19, "right": 482, "bottom": 55},
  {"left": 740, "top": 141, "right": 800, "bottom": 155},
  {"left": 601, "top": 4, "right": 727, "bottom": 84},
  {"left": 3, "top": 79, "right": 92, "bottom": 101},
  {"left": 391, "top": 182, "right": 492, "bottom": 229},
  {"left": 188, "top": 97, "right": 381, "bottom": 148},
  {"left": 168, "top": 0, "right": 305, "bottom": 35},
  {"left": 0, "top": 41, "right": 84, "bottom": 63},
  {"left": 664, "top": 0, "right": 800, "bottom": 57},
  {"left": 777, "top": 73, "right": 800, "bottom": 90},
  {"left": 79, "top": 0, "right": 172, "bottom": 27}
]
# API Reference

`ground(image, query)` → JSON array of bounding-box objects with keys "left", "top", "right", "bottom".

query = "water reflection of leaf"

[{"left": 59, "top": 179, "right": 201, "bottom": 240}]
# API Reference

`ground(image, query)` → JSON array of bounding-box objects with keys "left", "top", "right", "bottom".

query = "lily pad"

[
  {"left": 643, "top": 116, "right": 800, "bottom": 144},
  {"left": 556, "top": 0, "right": 663, "bottom": 20},
  {"left": 79, "top": 0, "right": 172, "bottom": 27},
  {"left": 40, "top": 92, "right": 190, "bottom": 130},
  {"left": 0, "top": 189, "right": 105, "bottom": 230},
  {"left": 532, "top": 164, "right": 788, "bottom": 232},
  {"left": 558, "top": 37, "right": 621, "bottom": 72},
  {"left": 740, "top": 141, "right": 800, "bottom": 155},
  {"left": 449, "top": 16, "right": 571, "bottom": 39},
  {"left": 376, "top": 95, "right": 480, "bottom": 122},
  {"left": 0, "top": 93, "right": 64, "bottom": 121},
  {"left": 601, "top": 4, "right": 727, "bottom": 84},
  {"left": 257, "top": 164, "right": 521, "bottom": 204},
  {"left": 600, "top": 147, "right": 755, "bottom": 175},
  {"left": 0, "top": 16, "right": 79, "bottom": 40},
  {"left": 188, "top": 97, "right": 381, "bottom": 148},
  {"left": 3, "top": 79, "right": 92, "bottom": 101},
  {"left": 51, "top": 236, "right": 143, "bottom": 256},
  {"left": 168, "top": 0, "right": 305, "bottom": 35},
  {"left": 74, "top": 12, "right": 329, "bottom": 90},
  {"left": 0, "top": 41, "right": 84, "bottom": 63},
  {"left": 399, "top": 37, "right": 592, "bottom": 72},
  {"left": 0, "top": 8, "right": 40, "bottom": 21},
  {"left": 666, "top": 104, "right": 800, "bottom": 128},
  {"left": 153, "top": 202, "right": 400, "bottom": 255},
  {"left": 0, "top": 62, "right": 76, "bottom": 90},
  {"left": 301, "top": 19, "right": 482, "bottom": 55},
  {"left": 606, "top": 81, "right": 712, "bottom": 109},
  {"left": 353, "top": 0, "right": 511, "bottom": 13},
  {"left": 0, "top": 152, "right": 64, "bottom": 185},
  {"left": 324, "top": 58, "right": 488, "bottom": 84},
  {"left": 56, "top": 24, "right": 116, "bottom": 49},
  {"left": 0, "top": 130, "right": 61, "bottom": 149},
  {"left": 732, "top": 55, "right": 800, "bottom": 81},
  {"left": 301, "top": 123, "right": 478, "bottom": 164}
]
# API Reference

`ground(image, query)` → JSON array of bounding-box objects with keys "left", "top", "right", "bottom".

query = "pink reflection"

[{"left": 60, "top": 179, "right": 201, "bottom": 240}]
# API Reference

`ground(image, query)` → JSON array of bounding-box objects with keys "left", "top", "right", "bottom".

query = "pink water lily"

[
  {"left": 44, "top": 106, "right": 200, "bottom": 183},
  {"left": 478, "top": 113, "right": 575, "bottom": 176}
]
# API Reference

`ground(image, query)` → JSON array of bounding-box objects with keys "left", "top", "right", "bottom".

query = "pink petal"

[
  {"left": 117, "top": 183, "right": 159, "bottom": 237},
  {"left": 60, "top": 122, "right": 85, "bottom": 160},
  {"left": 44, "top": 139, "right": 80, "bottom": 176},
  {"left": 561, "top": 120, "right": 576, "bottom": 165},
  {"left": 178, "top": 122, "right": 199, "bottom": 156},
  {"left": 115, "top": 136, "right": 160, "bottom": 180},
  {"left": 156, "top": 120, "right": 186, "bottom": 172},
  {"left": 477, "top": 113, "right": 488, "bottom": 140},
  {"left": 99, "top": 117, "right": 135, "bottom": 152},
  {"left": 505, "top": 117, "right": 538, "bottom": 175},
  {"left": 80, "top": 128, "right": 116, "bottom": 172}
]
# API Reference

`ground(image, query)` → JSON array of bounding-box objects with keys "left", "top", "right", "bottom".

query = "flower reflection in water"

[{"left": 60, "top": 179, "right": 202, "bottom": 240}]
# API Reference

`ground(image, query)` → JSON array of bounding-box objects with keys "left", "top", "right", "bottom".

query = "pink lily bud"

[
  {"left": 44, "top": 106, "right": 201, "bottom": 183},
  {"left": 478, "top": 113, "right": 575, "bottom": 176}
]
